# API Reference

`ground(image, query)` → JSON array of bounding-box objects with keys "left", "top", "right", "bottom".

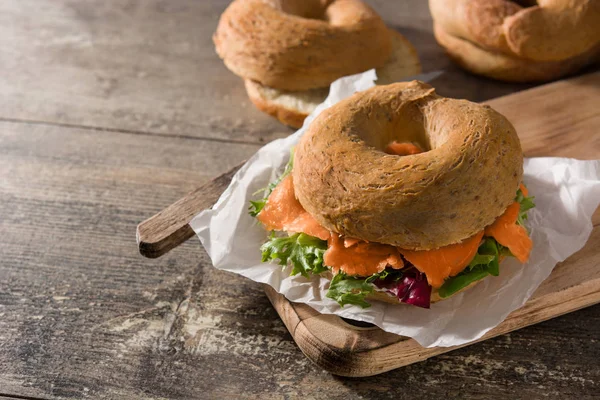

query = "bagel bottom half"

[
  {"left": 245, "top": 30, "right": 421, "bottom": 128},
  {"left": 434, "top": 24, "right": 600, "bottom": 82}
]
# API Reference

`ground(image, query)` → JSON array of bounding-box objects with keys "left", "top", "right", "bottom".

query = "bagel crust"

[
  {"left": 293, "top": 82, "right": 523, "bottom": 250},
  {"left": 429, "top": 0, "right": 600, "bottom": 62},
  {"left": 214, "top": 0, "right": 392, "bottom": 91},
  {"left": 429, "top": 0, "right": 600, "bottom": 81},
  {"left": 243, "top": 29, "right": 422, "bottom": 128},
  {"left": 434, "top": 23, "right": 600, "bottom": 82}
]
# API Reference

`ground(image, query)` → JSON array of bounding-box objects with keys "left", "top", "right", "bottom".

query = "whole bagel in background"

[
  {"left": 429, "top": 0, "right": 600, "bottom": 82},
  {"left": 213, "top": 0, "right": 422, "bottom": 126},
  {"left": 214, "top": 0, "right": 392, "bottom": 91},
  {"left": 244, "top": 29, "right": 422, "bottom": 128},
  {"left": 293, "top": 81, "right": 524, "bottom": 251},
  {"left": 433, "top": 23, "right": 600, "bottom": 82}
]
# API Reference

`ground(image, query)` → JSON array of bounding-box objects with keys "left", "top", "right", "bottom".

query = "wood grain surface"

[
  {"left": 1, "top": 0, "right": 599, "bottom": 399},
  {"left": 137, "top": 165, "right": 242, "bottom": 258}
]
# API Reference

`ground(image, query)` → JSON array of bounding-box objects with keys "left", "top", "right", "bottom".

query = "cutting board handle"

[{"left": 136, "top": 164, "right": 242, "bottom": 258}]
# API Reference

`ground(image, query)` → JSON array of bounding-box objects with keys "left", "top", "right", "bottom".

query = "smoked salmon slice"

[
  {"left": 257, "top": 175, "right": 330, "bottom": 240},
  {"left": 485, "top": 202, "right": 532, "bottom": 263},
  {"left": 519, "top": 183, "right": 528, "bottom": 197},
  {"left": 385, "top": 142, "right": 423, "bottom": 156},
  {"left": 325, "top": 234, "right": 404, "bottom": 277},
  {"left": 400, "top": 231, "right": 484, "bottom": 288}
]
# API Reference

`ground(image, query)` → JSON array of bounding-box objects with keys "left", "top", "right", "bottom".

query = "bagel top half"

[
  {"left": 293, "top": 81, "right": 523, "bottom": 251},
  {"left": 213, "top": 0, "right": 392, "bottom": 91}
]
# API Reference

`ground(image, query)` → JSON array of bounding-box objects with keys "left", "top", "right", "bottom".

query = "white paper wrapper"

[{"left": 191, "top": 70, "right": 600, "bottom": 348}]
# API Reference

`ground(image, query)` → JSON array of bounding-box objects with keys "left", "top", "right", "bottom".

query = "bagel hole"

[
  {"left": 344, "top": 97, "right": 434, "bottom": 157},
  {"left": 360, "top": 123, "right": 432, "bottom": 157},
  {"left": 384, "top": 141, "right": 425, "bottom": 156},
  {"left": 389, "top": 126, "right": 432, "bottom": 156},
  {"left": 275, "top": 0, "right": 329, "bottom": 20}
]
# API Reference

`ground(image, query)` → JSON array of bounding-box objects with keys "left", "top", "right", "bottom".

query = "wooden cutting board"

[{"left": 137, "top": 72, "right": 600, "bottom": 377}]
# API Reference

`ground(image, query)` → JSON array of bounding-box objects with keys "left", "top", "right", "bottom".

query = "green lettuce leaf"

[
  {"left": 249, "top": 150, "right": 294, "bottom": 217},
  {"left": 467, "top": 254, "right": 496, "bottom": 269},
  {"left": 248, "top": 200, "right": 267, "bottom": 218},
  {"left": 436, "top": 266, "right": 491, "bottom": 299},
  {"left": 326, "top": 273, "right": 375, "bottom": 308},
  {"left": 260, "top": 233, "right": 328, "bottom": 277},
  {"left": 326, "top": 269, "right": 408, "bottom": 308},
  {"left": 515, "top": 186, "right": 536, "bottom": 227},
  {"left": 437, "top": 237, "right": 501, "bottom": 298},
  {"left": 365, "top": 268, "right": 404, "bottom": 284}
]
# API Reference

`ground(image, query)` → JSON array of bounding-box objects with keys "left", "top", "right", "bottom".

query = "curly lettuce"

[
  {"left": 260, "top": 233, "right": 328, "bottom": 277},
  {"left": 327, "top": 268, "right": 432, "bottom": 308},
  {"left": 325, "top": 269, "right": 404, "bottom": 308},
  {"left": 326, "top": 273, "right": 376, "bottom": 308}
]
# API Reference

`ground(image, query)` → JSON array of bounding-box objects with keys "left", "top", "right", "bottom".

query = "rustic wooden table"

[{"left": 0, "top": 1, "right": 598, "bottom": 399}]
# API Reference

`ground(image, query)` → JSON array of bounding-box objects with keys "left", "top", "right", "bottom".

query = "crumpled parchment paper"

[{"left": 191, "top": 70, "right": 600, "bottom": 347}]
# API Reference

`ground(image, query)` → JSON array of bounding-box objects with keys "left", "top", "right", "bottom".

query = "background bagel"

[
  {"left": 244, "top": 30, "right": 422, "bottom": 128},
  {"left": 434, "top": 23, "right": 600, "bottom": 82},
  {"left": 503, "top": 0, "right": 600, "bottom": 62},
  {"left": 429, "top": 0, "right": 522, "bottom": 56},
  {"left": 214, "top": 0, "right": 392, "bottom": 91},
  {"left": 293, "top": 81, "right": 523, "bottom": 250},
  {"left": 429, "top": 0, "right": 600, "bottom": 81}
]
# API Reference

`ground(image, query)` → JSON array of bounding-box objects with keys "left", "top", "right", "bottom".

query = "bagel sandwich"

[{"left": 249, "top": 82, "right": 535, "bottom": 309}]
